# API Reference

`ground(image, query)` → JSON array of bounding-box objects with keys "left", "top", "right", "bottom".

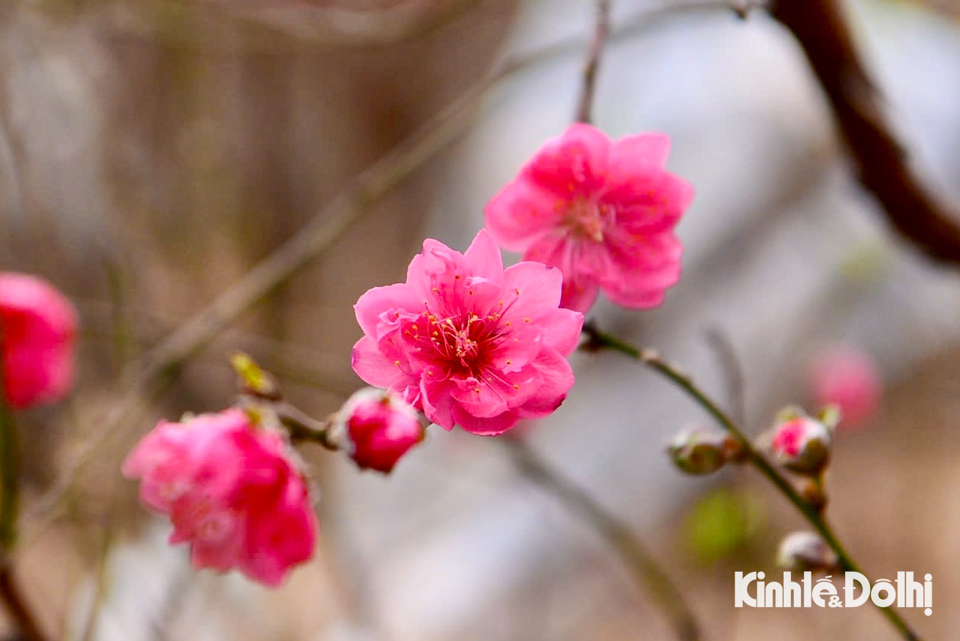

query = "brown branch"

[
  {"left": 771, "top": 0, "right": 960, "bottom": 265},
  {"left": 575, "top": 0, "right": 613, "bottom": 123},
  {"left": 0, "top": 566, "right": 46, "bottom": 641}
]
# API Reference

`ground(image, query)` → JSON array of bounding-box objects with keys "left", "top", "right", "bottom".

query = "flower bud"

[
  {"left": 769, "top": 416, "right": 832, "bottom": 476},
  {"left": 776, "top": 531, "right": 837, "bottom": 572},
  {"left": 340, "top": 388, "right": 424, "bottom": 474},
  {"left": 667, "top": 428, "right": 740, "bottom": 475},
  {"left": 0, "top": 272, "right": 77, "bottom": 409}
]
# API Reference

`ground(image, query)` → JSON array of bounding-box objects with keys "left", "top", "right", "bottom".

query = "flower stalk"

[{"left": 581, "top": 321, "right": 923, "bottom": 641}]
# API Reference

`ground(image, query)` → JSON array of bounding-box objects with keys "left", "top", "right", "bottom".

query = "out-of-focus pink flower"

[
  {"left": 484, "top": 123, "right": 694, "bottom": 313},
  {"left": 123, "top": 409, "right": 317, "bottom": 587},
  {"left": 0, "top": 273, "right": 77, "bottom": 409},
  {"left": 770, "top": 416, "right": 832, "bottom": 476},
  {"left": 810, "top": 345, "right": 880, "bottom": 430},
  {"left": 351, "top": 230, "right": 583, "bottom": 435},
  {"left": 340, "top": 388, "right": 423, "bottom": 473}
]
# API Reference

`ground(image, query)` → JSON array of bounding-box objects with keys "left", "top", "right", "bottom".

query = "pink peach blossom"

[
  {"left": 123, "top": 409, "right": 317, "bottom": 587},
  {"left": 351, "top": 230, "right": 583, "bottom": 435},
  {"left": 341, "top": 388, "right": 423, "bottom": 473},
  {"left": 0, "top": 273, "right": 77, "bottom": 409},
  {"left": 485, "top": 123, "right": 694, "bottom": 312},
  {"left": 810, "top": 346, "right": 880, "bottom": 429}
]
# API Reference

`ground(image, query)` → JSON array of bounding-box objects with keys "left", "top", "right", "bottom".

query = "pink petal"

[
  {"left": 354, "top": 283, "right": 420, "bottom": 340},
  {"left": 534, "top": 308, "right": 584, "bottom": 355},
  {"left": 608, "top": 133, "right": 671, "bottom": 178},
  {"left": 560, "top": 277, "right": 600, "bottom": 314},
  {"left": 452, "top": 404, "right": 519, "bottom": 436},
  {"left": 450, "top": 366, "right": 539, "bottom": 419},
  {"left": 500, "top": 261, "right": 564, "bottom": 322},
  {"left": 351, "top": 336, "right": 417, "bottom": 391},
  {"left": 517, "top": 348, "right": 575, "bottom": 418},
  {"left": 602, "top": 172, "right": 694, "bottom": 234},
  {"left": 420, "top": 377, "right": 457, "bottom": 430},
  {"left": 522, "top": 123, "right": 611, "bottom": 197},
  {"left": 484, "top": 179, "right": 565, "bottom": 252},
  {"left": 488, "top": 324, "right": 543, "bottom": 373},
  {"left": 462, "top": 229, "right": 504, "bottom": 284}
]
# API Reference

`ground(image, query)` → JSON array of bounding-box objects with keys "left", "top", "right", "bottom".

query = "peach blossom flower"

[
  {"left": 485, "top": 123, "right": 693, "bottom": 312},
  {"left": 123, "top": 409, "right": 317, "bottom": 586},
  {"left": 352, "top": 230, "right": 583, "bottom": 435}
]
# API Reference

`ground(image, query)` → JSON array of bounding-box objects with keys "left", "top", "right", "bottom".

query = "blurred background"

[{"left": 1, "top": 0, "right": 960, "bottom": 639}]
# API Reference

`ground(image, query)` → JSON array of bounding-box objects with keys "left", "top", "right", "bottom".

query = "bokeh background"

[{"left": 1, "top": 0, "right": 960, "bottom": 639}]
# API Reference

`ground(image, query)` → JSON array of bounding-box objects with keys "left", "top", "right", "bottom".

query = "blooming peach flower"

[
  {"left": 123, "top": 409, "right": 317, "bottom": 587},
  {"left": 0, "top": 273, "right": 77, "bottom": 409},
  {"left": 485, "top": 123, "right": 694, "bottom": 312},
  {"left": 340, "top": 388, "right": 423, "bottom": 473},
  {"left": 351, "top": 230, "right": 583, "bottom": 435},
  {"left": 810, "top": 346, "right": 880, "bottom": 430}
]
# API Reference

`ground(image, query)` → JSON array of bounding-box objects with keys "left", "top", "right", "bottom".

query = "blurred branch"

[
  {"left": 200, "top": 0, "right": 486, "bottom": 47},
  {"left": 0, "top": 567, "right": 45, "bottom": 641},
  {"left": 705, "top": 328, "right": 746, "bottom": 426},
  {"left": 770, "top": 0, "right": 960, "bottom": 265},
  {"left": 574, "top": 0, "right": 612, "bottom": 123},
  {"left": 0, "top": 373, "right": 44, "bottom": 641},
  {"left": 503, "top": 437, "right": 700, "bottom": 641}
]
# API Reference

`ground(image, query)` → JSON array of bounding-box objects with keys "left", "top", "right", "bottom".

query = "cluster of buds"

[{"left": 667, "top": 427, "right": 744, "bottom": 475}]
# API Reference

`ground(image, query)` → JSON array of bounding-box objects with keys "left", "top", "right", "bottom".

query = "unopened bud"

[
  {"left": 339, "top": 388, "right": 424, "bottom": 474},
  {"left": 769, "top": 415, "right": 832, "bottom": 476},
  {"left": 668, "top": 428, "right": 740, "bottom": 475},
  {"left": 776, "top": 531, "right": 837, "bottom": 572}
]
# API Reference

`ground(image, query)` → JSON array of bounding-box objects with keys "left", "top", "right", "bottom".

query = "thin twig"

[
  {"left": 575, "top": 0, "right": 613, "bottom": 123},
  {"left": 503, "top": 437, "right": 700, "bottom": 641},
  {"left": 771, "top": 0, "right": 960, "bottom": 265},
  {"left": 705, "top": 328, "right": 746, "bottom": 426},
  {"left": 581, "top": 322, "right": 923, "bottom": 641}
]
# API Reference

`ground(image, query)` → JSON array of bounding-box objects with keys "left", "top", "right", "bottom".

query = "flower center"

[{"left": 565, "top": 198, "right": 606, "bottom": 243}]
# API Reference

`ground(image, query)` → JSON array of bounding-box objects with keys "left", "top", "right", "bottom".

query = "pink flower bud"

[
  {"left": 0, "top": 273, "right": 77, "bottom": 409},
  {"left": 810, "top": 345, "right": 880, "bottom": 430},
  {"left": 123, "top": 409, "right": 317, "bottom": 587},
  {"left": 769, "top": 416, "right": 832, "bottom": 476},
  {"left": 341, "top": 388, "right": 424, "bottom": 473}
]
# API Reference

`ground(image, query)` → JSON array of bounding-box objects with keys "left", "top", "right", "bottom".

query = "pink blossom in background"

[
  {"left": 484, "top": 123, "right": 694, "bottom": 313},
  {"left": 810, "top": 345, "right": 881, "bottom": 429},
  {"left": 352, "top": 230, "right": 583, "bottom": 435},
  {"left": 0, "top": 272, "right": 77, "bottom": 409},
  {"left": 123, "top": 409, "right": 317, "bottom": 587},
  {"left": 341, "top": 387, "right": 424, "bottom": 473}
]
